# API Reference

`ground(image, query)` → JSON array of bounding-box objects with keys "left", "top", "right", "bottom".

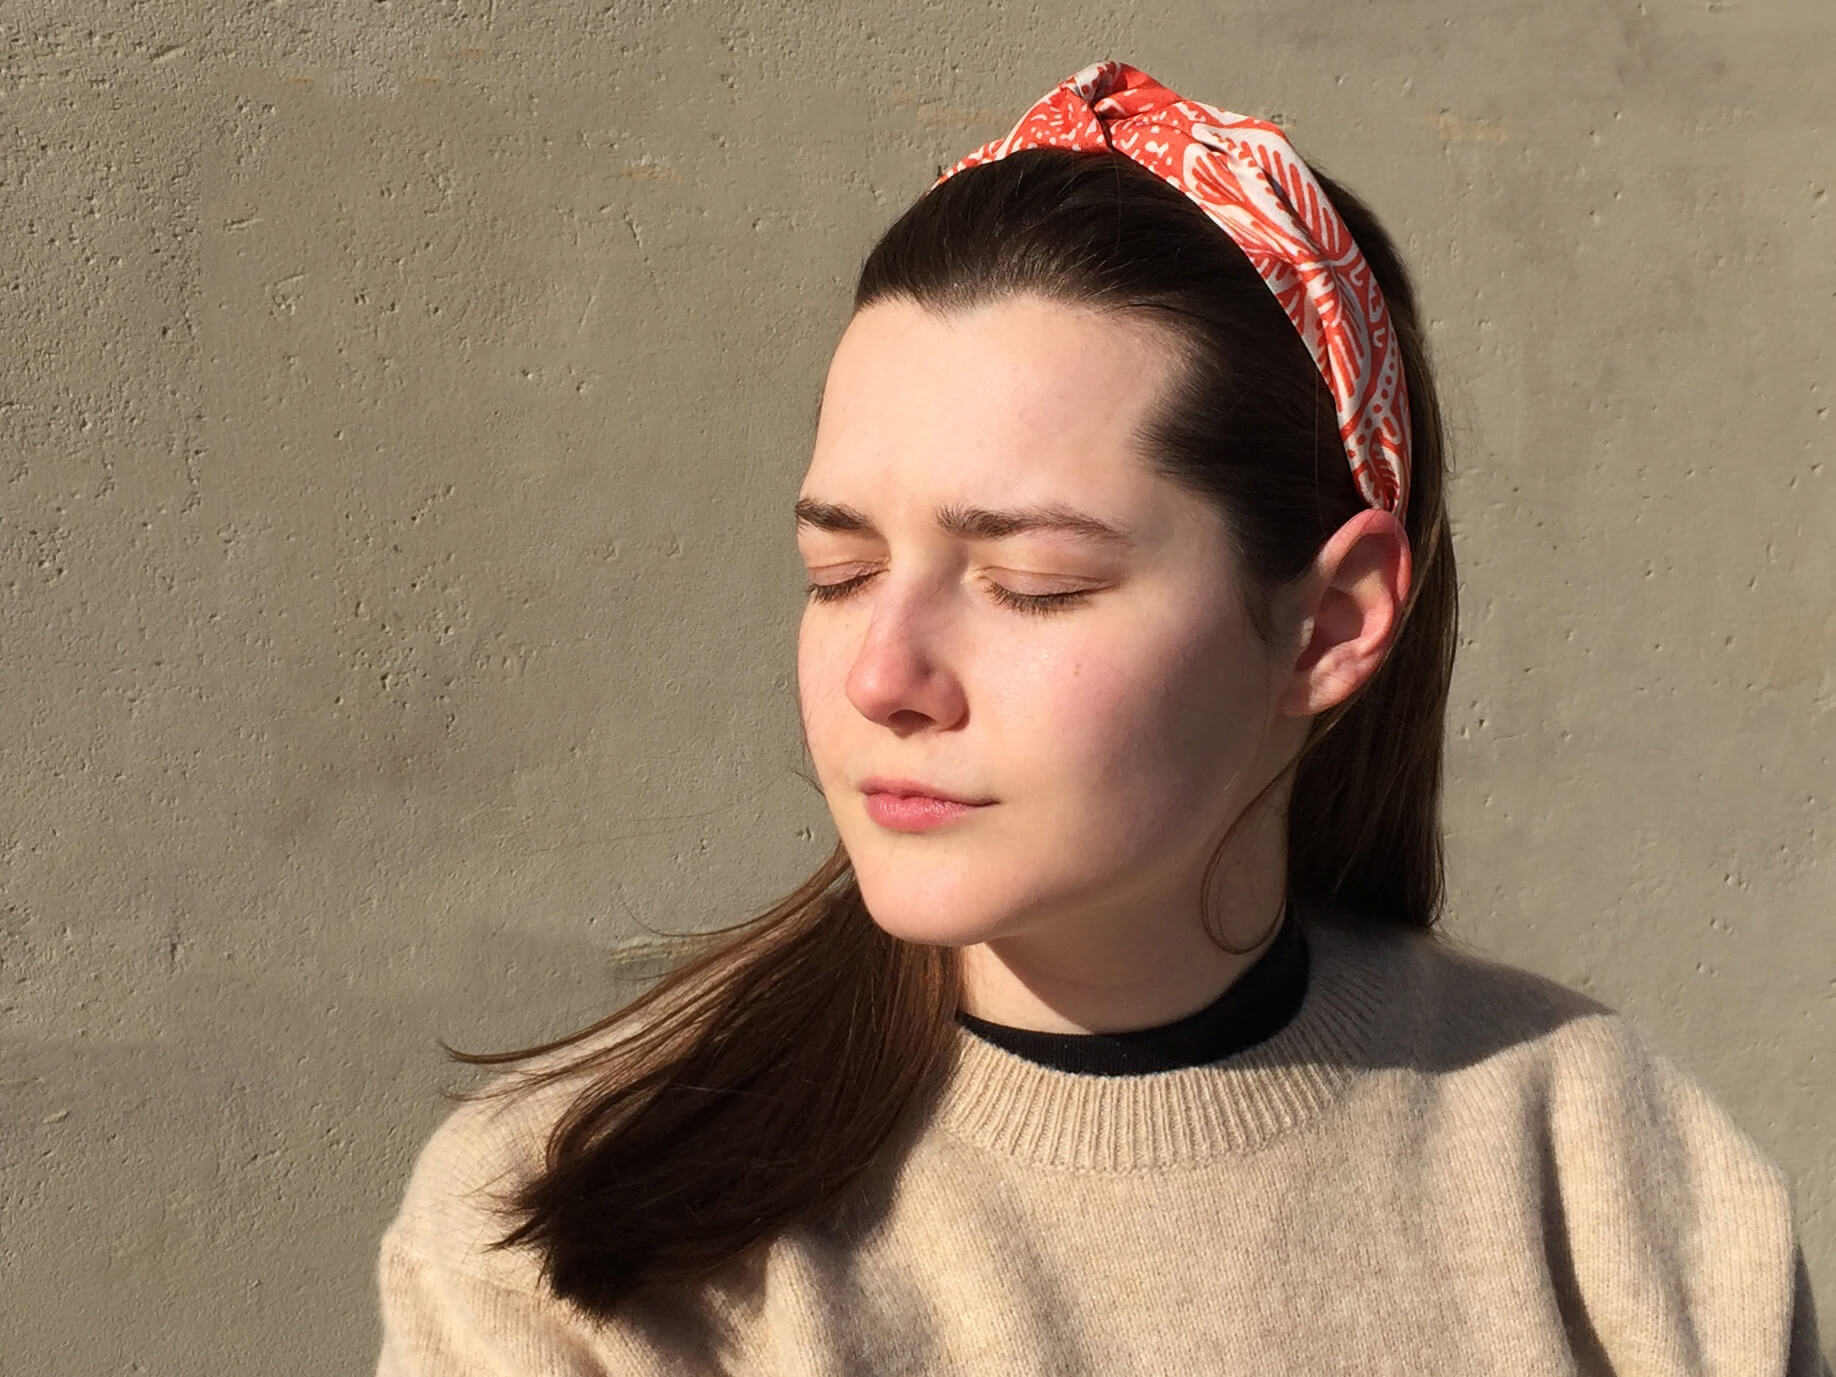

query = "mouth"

[
  {"left": 855, "top": 777, "right": 995, "bottom": 834},
  {"left": 856, "top": 776, "right": 995, "bottom": 807}
]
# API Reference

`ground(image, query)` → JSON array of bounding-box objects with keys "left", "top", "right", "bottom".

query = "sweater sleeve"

[{"left": 1545, "top": 1015, "right": 1827, "bottom": 1376}]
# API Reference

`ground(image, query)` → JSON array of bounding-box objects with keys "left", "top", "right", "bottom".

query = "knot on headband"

[{"left": 933, "top": 60, "right": 1411, "bottom": 517}]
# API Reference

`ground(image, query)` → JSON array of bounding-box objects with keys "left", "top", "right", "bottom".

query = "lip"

[
  {"left": 857, "top": 777, "right": 995, "bottom": 835},
  {"left": 857, "top": 776, "right": 994, "bottom": 806}
]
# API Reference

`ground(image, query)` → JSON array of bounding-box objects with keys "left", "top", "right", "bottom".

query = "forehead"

[{"left": 805, "top": 295, "right": 1185, "bottom": 517}]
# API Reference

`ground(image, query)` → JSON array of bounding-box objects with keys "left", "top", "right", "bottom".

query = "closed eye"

[{"left": 803, "top": 572, "right": 1092, "bottom": 616}]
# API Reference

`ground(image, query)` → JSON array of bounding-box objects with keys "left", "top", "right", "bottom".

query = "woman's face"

[{"left": 795, "top": 294, "right": 1305, "bottom": 981}]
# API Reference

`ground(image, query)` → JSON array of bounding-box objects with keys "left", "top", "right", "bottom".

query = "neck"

[{"left": 956, "top": 798, "right": 1289, "bottom": 1034}]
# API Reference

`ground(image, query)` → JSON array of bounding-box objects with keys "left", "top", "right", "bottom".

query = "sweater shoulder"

[
  {"left": 1350, "top": 918, "right": 1792, "bottom": 1203},
  {"left": 380, "top": 1073, "right": 575, "bottom": 1295},
  {"left": 1394, "top": 922, "right": 1619, "bottom": 1050},
  {"left": 380, "top": 1014, "right": 657, "bottom": 1292},
  {"left": 1366, "top": 927, "right": 1814, "bottom": 1368},
  {"left": 1307, "top": 909, "right": 1621, "bottom": 1075}
]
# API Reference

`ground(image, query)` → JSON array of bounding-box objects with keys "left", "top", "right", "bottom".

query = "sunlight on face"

[{"left": 795, "top": 295, "right": 1295, "bottom": 963}]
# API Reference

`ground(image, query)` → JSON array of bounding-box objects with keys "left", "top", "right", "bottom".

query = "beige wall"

[{"left": 4, "top": 2, "right": 1831, "bottom": 1369}]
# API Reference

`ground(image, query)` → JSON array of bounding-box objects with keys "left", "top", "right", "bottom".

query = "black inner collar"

[{"left": 952, "top": 908, "right": 1310, "bottom": 1077}]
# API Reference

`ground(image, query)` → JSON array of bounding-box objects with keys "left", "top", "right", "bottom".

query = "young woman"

[{"left": 375, "top": 62, "right": 1827, "bottom": 1375}]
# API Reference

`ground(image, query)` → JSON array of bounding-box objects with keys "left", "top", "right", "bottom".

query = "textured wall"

[{"left": 3, "top": 2, "right": 1830, "bottom": 1370}]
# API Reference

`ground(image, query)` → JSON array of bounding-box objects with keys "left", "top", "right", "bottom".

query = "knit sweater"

[{"left": 375, "top": 908, "right": 1828, "bottom": 1375}]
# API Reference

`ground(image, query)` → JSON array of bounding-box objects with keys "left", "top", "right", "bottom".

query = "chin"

[
  {"left": 857, "top": 898, "right": 999, "bottom": 950},
  {"left": 846, "top": 853, "right": 1040, "bottom": 950}
]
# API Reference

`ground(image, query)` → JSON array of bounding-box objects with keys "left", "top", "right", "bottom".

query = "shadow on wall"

[{"left": 4, "top": 922, "right": 696, "bottom": 1373}]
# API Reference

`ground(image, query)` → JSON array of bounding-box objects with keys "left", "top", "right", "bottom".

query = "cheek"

[{"left": 1015, "top": 611, "right": 1272, "bottom": 816}]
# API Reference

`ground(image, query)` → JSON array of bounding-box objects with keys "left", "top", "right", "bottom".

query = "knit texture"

[{"left": 375, "top": 910, "right": 1828, "bottom": 1375}]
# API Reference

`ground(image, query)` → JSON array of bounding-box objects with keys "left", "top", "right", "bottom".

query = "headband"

[{"left": 933, "top": 60, "right": 1411, "bottom": 516}]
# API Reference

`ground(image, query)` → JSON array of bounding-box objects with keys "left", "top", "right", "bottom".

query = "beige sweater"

[{"left": 375, "top": 910, "right": 1828, "bottom": 1375}]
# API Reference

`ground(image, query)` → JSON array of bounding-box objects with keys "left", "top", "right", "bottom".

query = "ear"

[{"left": 1275, "top": 509, "right": 1412, "bottom": 718}]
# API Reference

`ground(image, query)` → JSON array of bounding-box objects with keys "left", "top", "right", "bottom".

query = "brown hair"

[{"left": 452, "top": 145, "right": 1458, "bottom": 1319}]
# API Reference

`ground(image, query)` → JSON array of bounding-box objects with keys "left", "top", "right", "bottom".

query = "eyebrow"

[{"left": 794, "top": 498, "right": 1135, "bottom": 549}]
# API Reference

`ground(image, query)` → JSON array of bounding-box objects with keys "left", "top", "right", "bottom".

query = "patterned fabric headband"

[{"left": 933, "top": 60, "right": 1411, "bottom": 517}]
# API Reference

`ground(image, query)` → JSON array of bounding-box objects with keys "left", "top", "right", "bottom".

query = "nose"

[{"left": 843, "top": 591, "right": 968, "bottom": 732}]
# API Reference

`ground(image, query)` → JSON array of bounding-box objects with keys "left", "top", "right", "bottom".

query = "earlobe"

[{"left": 1277, "top": 510, "right": 1412, "bottom": 718}]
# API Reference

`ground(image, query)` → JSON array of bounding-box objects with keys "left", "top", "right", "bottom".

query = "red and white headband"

[{"left": 934, "top": 60, "right": 1411, "bottom": 517}]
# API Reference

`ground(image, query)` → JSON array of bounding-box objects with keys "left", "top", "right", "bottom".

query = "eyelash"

[{"left": 804, "top": 572, "right": 1090, "bottom": 616}]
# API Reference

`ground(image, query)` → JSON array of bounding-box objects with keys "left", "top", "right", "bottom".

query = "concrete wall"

[{"left": 4, "top": 2, "right": 1830, "bottom": 1369}]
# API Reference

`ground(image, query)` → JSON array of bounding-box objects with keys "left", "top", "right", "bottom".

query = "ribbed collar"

[{"left": 930, "top": 909, "right": 1398, "bottom": 1170}]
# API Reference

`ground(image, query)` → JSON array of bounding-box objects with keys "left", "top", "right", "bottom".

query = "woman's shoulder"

[
  {"left": 1315, "top": 908, "right": 1792, "bottom": 1202},
  {"left": 1308, "top": 904, "right": 1614, "bottom": 1036},
  {"left": 373, "top": 1008, "right": 718, "bottom": 1375},
  {"left": 1332, "top": 916, "right": 1822, "bottom": 1370},
  {"left": 380, "top": 1014, "right": 655, "bottom": 1291}
]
